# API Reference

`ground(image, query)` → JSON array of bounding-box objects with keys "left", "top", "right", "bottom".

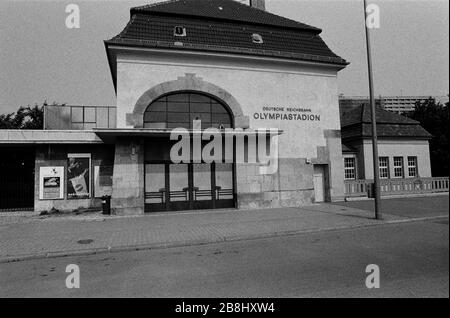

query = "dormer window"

[
  {"left": 174, "top": 26, "right": 186, "bottom": 37},
  {"left": 252, "top": 33, "right": 263, "bottom": 44}
]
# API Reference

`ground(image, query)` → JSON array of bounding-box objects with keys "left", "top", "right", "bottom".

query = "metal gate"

[{"left": 144, "top": 162, "right": 235, "bottom": 213}]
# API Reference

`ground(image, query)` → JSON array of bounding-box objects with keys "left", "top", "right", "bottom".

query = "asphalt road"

[{"left": 1, "top": 217, "right": 448, "bottom": 298}]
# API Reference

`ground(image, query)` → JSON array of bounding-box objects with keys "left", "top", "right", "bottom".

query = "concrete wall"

[
  {"left": 111, "top": 138, "right": 145, "bottom": 215},
  {"left": 361, "top": 139, "right": 432, "bottom": 179},
  {"left": 34, "top": 144, "right": 115, "bottom": 212},
  {"left": 113, "top": 49, "right": 346, "bottom": 208}
]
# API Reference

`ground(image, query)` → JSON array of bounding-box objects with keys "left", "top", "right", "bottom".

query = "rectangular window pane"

[
  {"left": 211, "top": 113, "right": 231, "bottom": 124},
  {"left": 96, "top": 107, "right": 109, "bottom": 128},
  {"left": 344, "top": 157, "right": 356, "bottom": 180},
  {"left": 144, "top": 111, "right": 166, "bottom": 122},
  {"left": 190, "top": 103, "right": 211, "bottom": 113},
  {"left": 193, "top": 164, "right": 212, "bottom": 201},
  {"left": 393, "top": 157, "right": 404, "bottom": 178},
  {"left": 167, "top": 94, "right": 189, "bottom": 102},
  {"left": 71, "top": 107, "right": 83, "bottom": 123},
  {"left": 145, "top": 164, "right": 166, "bottom": 204},
  {"left": 407, "top": 156, "right": 417, "bottom": 177},
  {"left": 169, "top": 164, "right": 189, "bottom": 202},
  {"left": 216, "top": 163, "right": 234, "bottom": 200},
  {"left": 211, "top": 103, "right": 228, "bottom": 114},
  {"left": 84, "top": 107, "right": 96, "bottom": 123},
  {"left": 108, "top": 108, "right": 116, "bottom": 128},
  {"left": 167, "top": 112, "right": 190, "bottom": 123},
  {"left": 190, "top": 94, "right": 211, "bottom": 103},
  {"left": 379, "top": 157, "right": 389, "bottom": 179},
  {"left": 190, "top": 113, "right": 211, "bottom": 123},
  {"left": 211, "top": 122, "right": 231, "bottom": 129},
  {"left": 167, "top": 102, "right": 189, "bottom": 112},
  {"left": 148, "top": 102, "right": 166, "bottom": 112}
]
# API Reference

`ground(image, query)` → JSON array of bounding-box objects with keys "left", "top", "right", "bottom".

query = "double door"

[{"left": 145, "top": 162, "right": 235, "bottom": 212}]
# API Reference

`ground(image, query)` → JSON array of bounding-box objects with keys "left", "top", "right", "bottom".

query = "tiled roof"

[
  {"left": 340, "top": 103, "right": 432, "bottom": 139},
  {"left": 340, "top": 103, "right": 419, "bottom": 127},
  {"left": 106, "top": 0, "right": 347, "bottom": 66},
  {"left": 131, "top": 0, "right": 321, "bottom": 32}
]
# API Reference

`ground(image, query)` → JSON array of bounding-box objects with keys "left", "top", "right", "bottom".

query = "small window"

[
  {"left": 344, "top": 157, "right": 356, "bottom": 180},
  {"left": 379, "top": 157, "right": 389, "bottom": 179},
  {"left": 407, "top": 156, "right": 418, "bottom": 178},
  {"left": 252, "top": 33, "right": 263, "bottom": 44},
  {"left": 174, "top": 26, "right": 186, "bottom": 37},
  {"left": 393, "top": 157, "right": 404, "bottom": 178}
]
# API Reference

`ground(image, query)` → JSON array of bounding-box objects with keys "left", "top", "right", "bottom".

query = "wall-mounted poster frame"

[
  {"left": 39, "top": 167, "right": 64, "bottom": 200},
  {"left": 67, "top": 153, "right": 91, "bottom": 199}
]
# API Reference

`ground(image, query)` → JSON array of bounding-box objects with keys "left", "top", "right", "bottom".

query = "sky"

[{"left": 0, "top": 0, "right": 448, "bottom": 113}]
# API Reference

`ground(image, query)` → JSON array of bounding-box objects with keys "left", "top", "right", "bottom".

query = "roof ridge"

[
  {"left": 132, "top": 0, "right": 182, "bottom": 12},
  {"left": 130, "top": 0, "right": 322, "bottom": 32},
  {"left": 361, "top": 103, "right": 420, "bottom": 124}
]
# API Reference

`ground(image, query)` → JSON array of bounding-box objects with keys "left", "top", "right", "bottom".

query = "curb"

[{"left": 1, "top": 214, "right": 448, "bottom": 264}]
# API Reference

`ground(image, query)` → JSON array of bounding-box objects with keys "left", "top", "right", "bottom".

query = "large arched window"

[{"left": 144, "top": 92, "right": 233, "bottom": 130}]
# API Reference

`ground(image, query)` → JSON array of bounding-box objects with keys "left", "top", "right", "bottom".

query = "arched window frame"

[{"left": 143, "top": 91, "right": 234, "bottom": 130}]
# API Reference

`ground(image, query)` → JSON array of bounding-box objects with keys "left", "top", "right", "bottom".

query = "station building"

[
  {"left": 0, "top": 0, "right": 350, "bottom": 214},
  {"left": 340, "top": 103, "right": 432, "bottom": 181}
]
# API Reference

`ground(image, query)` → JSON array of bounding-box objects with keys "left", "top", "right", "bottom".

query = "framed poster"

[
  {"left": 39, "top": 167, "right": 64, "bottom": 200},
  {"left": 67, "top": 153, "right": 91, "bottom": 199},
  {"left": 94, "top": 165, "right": 113, "bottom": 198}
]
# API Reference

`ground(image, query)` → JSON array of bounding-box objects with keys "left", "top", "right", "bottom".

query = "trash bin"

[
  {"left": 367, "top": 183, "right": 375, "bottom": 198},
  {"left": 101, "top": 195, "right": 111, "bottom": 215}
]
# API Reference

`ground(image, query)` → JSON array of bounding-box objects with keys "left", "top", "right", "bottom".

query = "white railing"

[{"left": 345, "top": 177, "right": 449, "bottom": 197}]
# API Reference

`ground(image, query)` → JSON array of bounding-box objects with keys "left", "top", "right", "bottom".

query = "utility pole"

[{"left": 363, "top": 0, "right": 382, "bottom": 219}]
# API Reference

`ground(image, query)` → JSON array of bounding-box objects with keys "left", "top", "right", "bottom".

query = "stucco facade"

[
  {"left": 344, "top": 139, "right": 432, "bottom": 180},
  {"left": 111, "top": 48, "right": 346, "bottom": 209},
  {"left": 362, "top": 139, "right": 431, "bottom": 179}
]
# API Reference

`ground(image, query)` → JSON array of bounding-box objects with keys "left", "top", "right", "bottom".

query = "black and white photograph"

[{"left": 0, "top": 0, "right": 448, "bottom": 305}]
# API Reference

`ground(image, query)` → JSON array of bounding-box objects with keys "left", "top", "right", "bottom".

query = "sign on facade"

[
  {"left": 67, "top": 154, "right": 91, "bottom": 199},
  {"left": 39, "top": 167, "right": 64, "bottom": 200}
]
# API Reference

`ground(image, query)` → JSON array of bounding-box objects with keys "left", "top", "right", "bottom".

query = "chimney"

[{"left": 250, "top": 0, "right": 265, "bottom": 11}]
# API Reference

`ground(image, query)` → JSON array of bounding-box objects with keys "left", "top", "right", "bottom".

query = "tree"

[
  {"left": 0, "top": 102, "right": 48, "bottom": 130},
  {"left": 407, "top": 97, "right": 449, "bottom": 177}
]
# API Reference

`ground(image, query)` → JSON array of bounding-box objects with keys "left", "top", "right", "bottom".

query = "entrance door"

[
  {"left": 313, "top": 165, "right": 326, "bottom": 203},
  {"left": 0, "top": 147, "right": 35, "bottom": 211},
  {"left": 193, "top": 163, "right": 213, "bottom": 210},
  {"left": 214, "top": 163, "right": 234, "bottom": 208},
  {"left": 168, "top": 164, "right": 190, "bottom": 211},
  {"left": 145, "top": 162, "right": 235, "bottom": 212}
]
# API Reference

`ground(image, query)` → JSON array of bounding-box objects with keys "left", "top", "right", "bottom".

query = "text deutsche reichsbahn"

[{"left": 254, "top": 112, "right": 321, "bottom": 121}]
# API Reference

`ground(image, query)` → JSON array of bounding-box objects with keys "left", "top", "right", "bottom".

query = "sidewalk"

[{"left": 0, "top": 199, "right": 447, "bottom": 263}]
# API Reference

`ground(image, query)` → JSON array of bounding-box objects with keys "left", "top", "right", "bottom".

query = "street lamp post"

[{"left": 363, "top": 0, "right": 382, "bottom": 219}]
